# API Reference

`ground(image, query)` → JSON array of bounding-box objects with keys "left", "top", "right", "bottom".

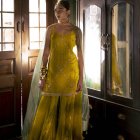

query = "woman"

[{"left": 22, "top": 0, "right": 89, "bottom": 140}]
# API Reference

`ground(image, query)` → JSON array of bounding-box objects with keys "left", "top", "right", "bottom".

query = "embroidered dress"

[
  {"left": 23, "top": 27, "right": 84, "bottom": 140},
  {"left": 42, "top": 30, "right": 80, "bottom": 96}
]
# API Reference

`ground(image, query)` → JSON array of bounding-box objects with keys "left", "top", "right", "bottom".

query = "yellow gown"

[{"left": 27, "top": 28, "right": 83, "bottom": 140}]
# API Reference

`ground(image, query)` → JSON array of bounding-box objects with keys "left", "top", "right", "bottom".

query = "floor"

[{"left": 8, "top": 137, "right": 22, "bottom": 140}]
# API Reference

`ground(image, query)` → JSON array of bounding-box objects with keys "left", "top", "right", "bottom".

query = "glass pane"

[
  {"left": 84, "top": 5, "right": 101, "bottom": 90},
  {"left": 40, "top": 41, "right": 44, "bottom": 48},
  {"left": 30, "top": 28, "right": 39, "bottom": 42},
  {"left": 0, "top": 15, "right": 1, "bottom": 26},
  {"left": 29, "top": 0, "right": 39, "bottom": 12},
  {"left": 0, "top": 0, "right": 1, "bottom": 11},
  {"left": 40, "top": 0, "right": 46, "bottom": 12},
  {"left": 29, "top": 0, "right": 46, "bottom": 50},
  {"left": 40, "top": 14, "right": 46, "bottom": 27},
  {"left": 3, "top": 13, "right": 14, "bottom": 27},
  {"left": 40, "top": 28, "right": 46, "bottom": 41},
  {"left": 29, "top": 13, "right": 39, "bottom": 27},
  {"left": 3, "top": 0, "right": 14, "bottom": 12},
  {"left": 3, "top": 28, "right": 14, "bottom": 42},
  {"left": 3, "top": 43, "right": 14, "bottom": 51},
  {"left": 0, "top": 30, "right": 1, "bottom": 42},
  {"left": 30, "top": 42, "right": 39, "bottom": 49},
  {"left": 111, "top": 3, "right": 133, "bottom": 98}
]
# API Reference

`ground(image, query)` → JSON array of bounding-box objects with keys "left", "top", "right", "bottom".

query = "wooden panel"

[
  {"left": 0, "top": 125, "right": 17, "bottom": 140},
  {"left": 106, "top": 103, "right": 140, "bottom": 137},
  {"left": 0, "top": 89, "right": 15, "bottom": 125},
  {"left": 0, "top": 52, "right": 15, "bottom": 60},
  {"left": 0, "top": 59, "right": 15, "bottom": 75},
  {"left": 28, "top": 56, "right": 37, "bottom": 73},
  {"left": 0, "top": 87, "right": 18, "bottom": 140},
  {"left": 84, "top": 97, "right": 106, "bottom": 140},
  {"left": 0, "top": 75, "right": 15, "bottom": 88}
]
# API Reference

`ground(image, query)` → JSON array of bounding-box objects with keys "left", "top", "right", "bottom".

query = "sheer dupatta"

[
  {"left": 22, "top": 46, "right": 44, "bottom": 140},
  {"left": 82, "top": 69, "right": 90, "bottom": 132}
]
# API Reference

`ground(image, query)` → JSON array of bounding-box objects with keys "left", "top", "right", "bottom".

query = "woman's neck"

[{"left": 58, "top": 18, "right": 70, "bottom": 25}]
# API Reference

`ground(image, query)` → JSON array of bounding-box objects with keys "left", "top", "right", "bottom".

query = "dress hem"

[{"left": 41, "top": 91, "right": 81, "bottom": 96}]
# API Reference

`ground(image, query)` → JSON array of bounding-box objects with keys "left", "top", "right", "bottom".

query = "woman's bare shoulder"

[
  {"left": 71, "top": 25, "right": 82, "bottom": 35},
  {"left": 45, "top": 23, "right": 59, "bottom": 35},
  {"left": 47, "top": 23, "right": 58, "bottom": 30}
]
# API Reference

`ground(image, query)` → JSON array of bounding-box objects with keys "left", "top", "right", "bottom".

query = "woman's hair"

[{"left": 56, "top": 0, "right": 70, "bottom": 10}]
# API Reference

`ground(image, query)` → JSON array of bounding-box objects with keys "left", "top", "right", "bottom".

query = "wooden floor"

[
  {"left": 6, "top": 132, "right": 87, "bottom": 140},
  {"left": 8, "top": 137, "right": 22, "bottom": 140},
  {"left": 7, "top": 133, "right": 87, "bottom": 140}
]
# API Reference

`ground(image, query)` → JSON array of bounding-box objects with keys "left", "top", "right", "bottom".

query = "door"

[
  {"left": 79, "top": 0, "right": 106, "bottom": 139},
  {"left": 21, "top": 0, "right": 56, "bottom": 120},
  {"left": 106, "top": 0, "right": 140, "bottom": 108},
  {"left": 80, "top": 0, "right": 140, "bottom": 139},
  {"left": 0, "top": 0, "right": 54, "bottom": 139},
  {"left": 21, "top": 0, "right": 47, "bottom": 120},
  {"left": 79, "top": 0, "right": 106, "bottom": 97},
  {"left": 0, "top": 0, "right": 22, "bottom": 139}
]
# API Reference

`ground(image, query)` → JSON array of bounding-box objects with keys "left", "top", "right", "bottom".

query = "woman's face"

[{"left": 54, "top": 3, "right": 70, "bottom": 23}]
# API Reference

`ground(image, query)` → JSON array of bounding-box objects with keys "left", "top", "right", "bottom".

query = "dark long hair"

[{"left": 56, "top": 0, "right": 70, "bottom": 10}]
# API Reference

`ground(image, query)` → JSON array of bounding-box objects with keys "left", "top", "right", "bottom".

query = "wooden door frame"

[{"left": 0, "top": 0, "right": 22, "bottom": 138}]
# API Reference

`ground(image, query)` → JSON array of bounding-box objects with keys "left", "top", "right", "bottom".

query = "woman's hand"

[
  {"left": 76, "top": 79, "right": 83, "bottom": 92},
  {"left": 38, "top": 79, "right": 45, "bottom": 90}
]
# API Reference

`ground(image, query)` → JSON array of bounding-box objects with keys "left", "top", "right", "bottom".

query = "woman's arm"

[
  {"left": 76, "top": 27, "right": 84, "bottom": 92},
  {"left": 39, "top": 26, "right": 51, "bottom": 89},
  {"left": 42, "top": 26, "right": 51, "bottom": 67}
]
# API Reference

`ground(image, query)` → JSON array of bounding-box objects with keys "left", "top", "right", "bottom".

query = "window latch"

[{"left": 101, "top": 34, "right": 111, "bottom": 50}]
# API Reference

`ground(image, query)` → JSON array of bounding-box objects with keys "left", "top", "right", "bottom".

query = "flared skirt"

[{"left": 27, "top": 93, "right": 83, "bottom": 140}]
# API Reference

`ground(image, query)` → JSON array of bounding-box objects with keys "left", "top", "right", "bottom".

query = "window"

[
  {"left": 110, "top": 3, "right": 133, "bottom": 98},
  {"left": 84, "top": 5, "right": 102, "bottom": 91},
  {"left": 0, "top": 0, "right": 14, "bottom": 51},
  {"left": 29, "top": 0, "right": 46, "bottom": 50}
]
